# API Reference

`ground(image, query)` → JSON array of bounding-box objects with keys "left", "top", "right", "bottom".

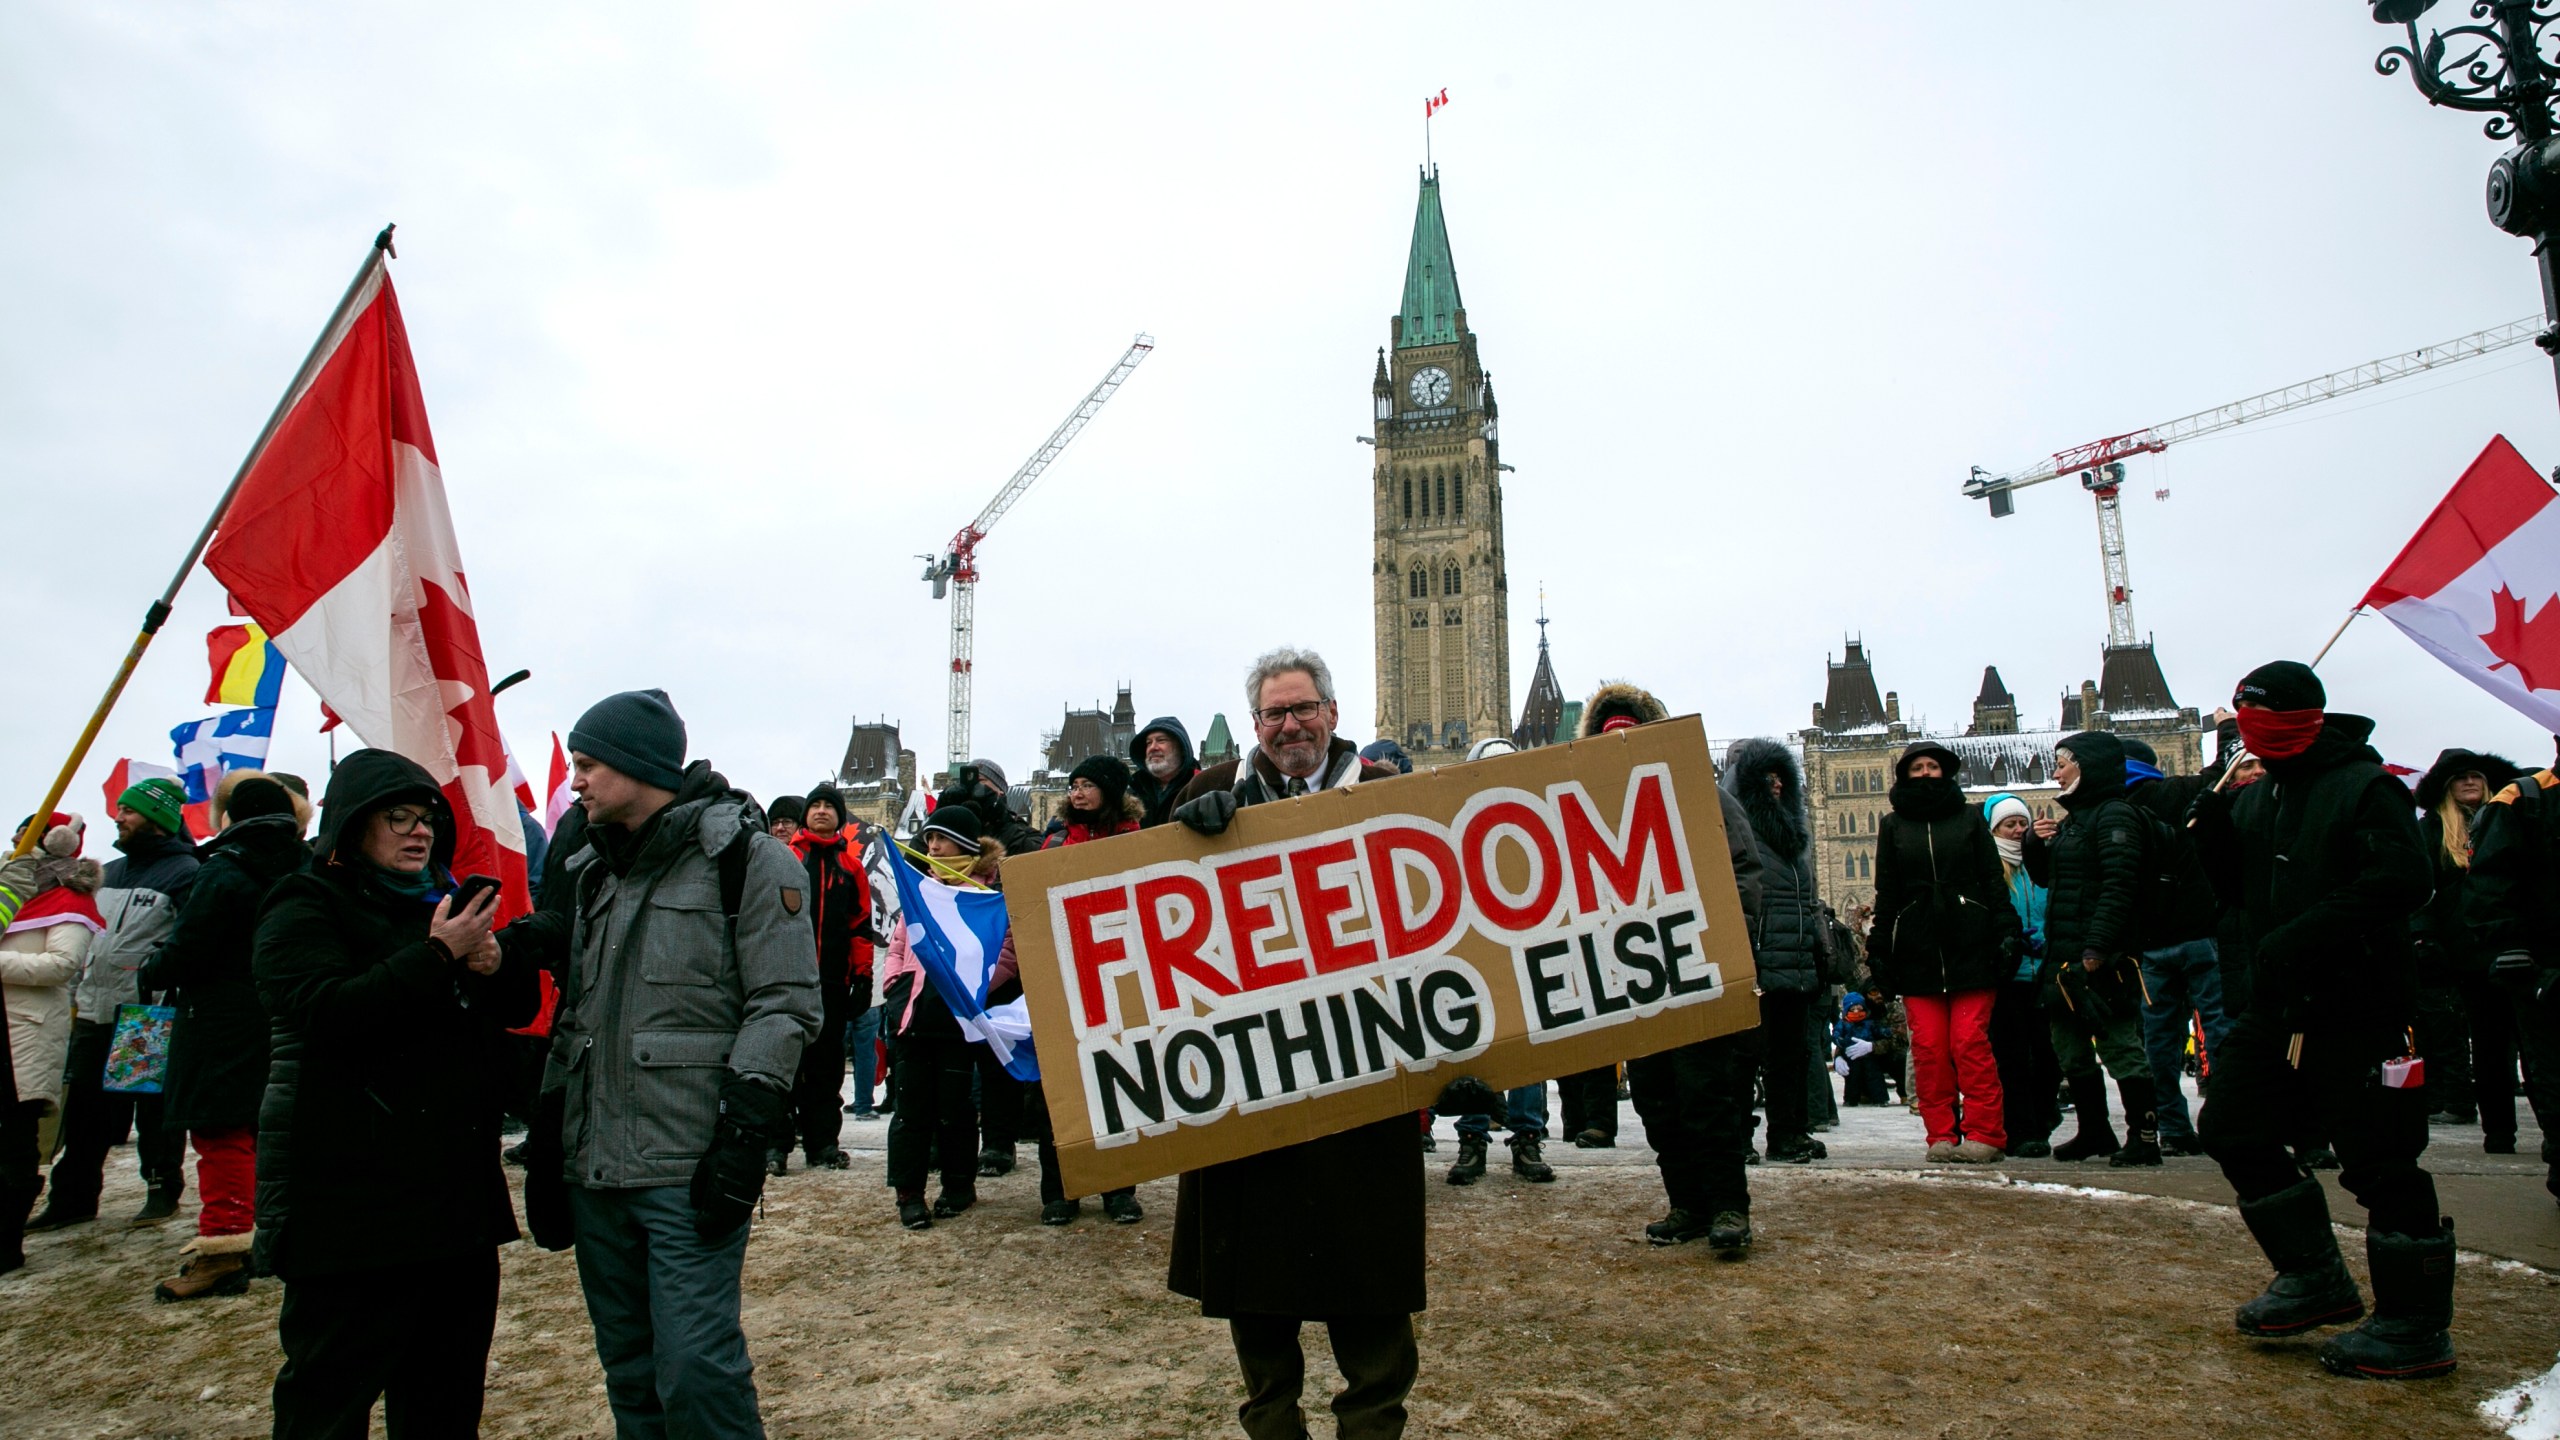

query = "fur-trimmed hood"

[
  {"left": 1577, "top": 682, "right": 1667, "bottom": 739},
  {"left": 2416, "top": 747, "right": 2523, "bottom": 814},
  {"left": 1724, "top": 737, "right": 1810, "bottom": 860}
]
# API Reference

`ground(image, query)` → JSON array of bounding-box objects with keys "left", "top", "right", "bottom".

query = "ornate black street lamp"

[{"left": 2374, "top": 0, "right": 2560, "bottom": 408}]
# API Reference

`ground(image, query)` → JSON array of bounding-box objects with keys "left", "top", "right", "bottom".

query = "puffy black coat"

[
  {"left": 1725, "top": 738, "right": 1827, "bottom": 995},
  {"left": 251, "top": 749, "right": 539, "bottom": 1280},
  {"left": 140, "top": 813, "right": 307, "bottom": 1133},
  {"left": 1868, "top": 744, "right": 2018, "bottom": 995},
  {"left": 2193, "top": 714, "right": 2431, "bottom": 1028},
  {"left": 2025, "top": 731, "right": 2149, "bottom": 964},
  {"left": 2409, "top": 748, "right": 2520, "bottom": 983}
]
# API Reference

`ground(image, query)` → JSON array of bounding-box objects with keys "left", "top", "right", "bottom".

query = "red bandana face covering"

[{"left": 2236, "top": 706, "right": 2324, "bottom": 760}]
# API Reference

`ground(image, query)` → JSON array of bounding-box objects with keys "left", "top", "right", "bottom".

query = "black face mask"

[{"left": 1890, "top": 773, "right": 1961, "bottom": 819}]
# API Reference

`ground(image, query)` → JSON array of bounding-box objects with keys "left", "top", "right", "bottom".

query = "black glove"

[
  {"left": 690, "top": 1076, "right": 791, "bottom": 1240},
  {"left": 1434, "top": 1074, "right": 1504, "bottom": 1119},
  {"left": 2186, "top": 785, "right": 2233, "bottom": 831},
  {"left": 1174, "top": 790, "right": 1238, "bottom": 836}
]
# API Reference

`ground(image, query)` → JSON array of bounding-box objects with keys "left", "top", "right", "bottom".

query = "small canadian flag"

[
  {"left": 1425, "top": 87, "right": 1450, "bottom": 118},
  {"left": 2363, "top": 435, "right": 2560, "bottom": 732}
]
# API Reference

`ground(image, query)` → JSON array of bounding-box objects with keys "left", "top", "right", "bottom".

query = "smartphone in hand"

[{"left": 449, "top": 874, "right": 503, "bottom": 913}]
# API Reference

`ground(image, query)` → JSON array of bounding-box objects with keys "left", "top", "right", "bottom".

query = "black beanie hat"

[
  {"left": 2119, "top": 737, "right": 2158, "bottom": 767},
  {"left": 569, "top": 689, "right": 687, "bottom": 792},
  {"left": 766, "top": 793, "right": 806, "bottom": 828},
  {"left": 2234, "top": 661, "right": 2324, "bottom": 712},
  {"left": 225, "top": 776, "right": 296, "bottom": 823},
  {"left": 804, "top": 782, "right": 847, "bottom": 819},
  {"left": 1068, "top": 754, "right": 1131, "bottom": 815},
  {"left": 922, "top": 800, "right": 984, "bottom": 853}
]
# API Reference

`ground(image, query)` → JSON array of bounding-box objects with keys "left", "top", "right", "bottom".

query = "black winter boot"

[
  {"left": 2109, "top": 1077, "right": 2164, "bottom": 1167},
  {"left": 1447, "top": 1136, "right": 1489, "bottom": 1186},
  {"left": 2052, "top": 1076, "right": 2119, "bottom": 1161},
  {"left": 2318, "top": 1222, "right": 2458, "bottom": 1380},
  {"left": 130, "top": 1184, "right": 182, "bottom": 1226},
  {"left": 1508, "top": 1136, "right": 1555, "bottom": 1183},
  {"left": 2233, "top": 1179, "right": 2366, "bottom": 1337}
]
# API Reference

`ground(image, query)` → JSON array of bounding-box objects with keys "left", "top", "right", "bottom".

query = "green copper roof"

[
  {"left": 1202, "top": 711, "right": 1234, "bottom": 758},
  {"left": 1397, "top": 167, "right": 1463, "bottom": 349}
]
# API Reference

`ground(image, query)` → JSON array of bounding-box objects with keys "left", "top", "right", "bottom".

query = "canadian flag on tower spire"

[
  {"left": 203, "top": 250, "right": 528, "bottom": 920},
  {"left": 2362, "top": 434, "right": 2560, "bottom": 733}
]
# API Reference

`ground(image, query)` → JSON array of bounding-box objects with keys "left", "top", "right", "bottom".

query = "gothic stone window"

[
  {"left": 1409, "top": 608, "right": 1427, "bottom": 628},
  {"left": 1442, "top": 563, "right": 1461, "bottom": 596},
  {"left": 1435, "top": 473, "right": 1447, "bottom": 517},
  {"left": 1453, "top": 475, "right": 1464, "bottom": 520},
  {"left": 1442, "top": 607, "right": 1461, "bottom": 625},
  {"left": 1401, "top": 475, "right": 1412, "bottom": 520},
  {"left": 1408, "top": 566, "right": 1426, "bottom": 599}
]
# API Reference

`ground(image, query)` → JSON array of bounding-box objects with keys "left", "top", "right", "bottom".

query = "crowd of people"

[{"left": 0, "top": 646, "right": 2547, "bottom": 1434}]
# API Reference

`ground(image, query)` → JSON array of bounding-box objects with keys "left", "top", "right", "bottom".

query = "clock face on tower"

[{"left": 1407, "top": 366, "right": 1452, "bottom": 407}]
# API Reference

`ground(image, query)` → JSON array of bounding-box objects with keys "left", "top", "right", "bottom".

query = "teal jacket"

[{"left": 2002, "top": 863, "right": 2048, "bottom": 983}]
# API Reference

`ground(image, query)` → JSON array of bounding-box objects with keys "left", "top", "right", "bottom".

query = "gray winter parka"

[{"left": 543, "top": 763, "right": 821, "bottom": 1190}]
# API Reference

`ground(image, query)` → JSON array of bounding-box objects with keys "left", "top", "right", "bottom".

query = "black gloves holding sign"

[
  {"left": 1175, "top": 790, "right": 1238, "bottom": 836},
  {"left": 692, "top": 1075, "right": 792, "bottom": 1239}
]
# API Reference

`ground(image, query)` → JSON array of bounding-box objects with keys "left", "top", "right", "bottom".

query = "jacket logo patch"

[{"left": 780, "top": 887, "right": 803, "bottom": 916}]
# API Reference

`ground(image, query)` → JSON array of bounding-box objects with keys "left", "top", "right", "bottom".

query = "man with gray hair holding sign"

[{"left": 1166, "top": 646, "right": 1421, "bottom": 1440}]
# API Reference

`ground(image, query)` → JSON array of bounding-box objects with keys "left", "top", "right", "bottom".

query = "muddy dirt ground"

[{"left": 6, "top": 1147, "right": 2560, "bottom": 1439}]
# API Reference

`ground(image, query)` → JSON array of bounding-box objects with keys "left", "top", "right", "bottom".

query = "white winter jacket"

[{"left": 2, "top": 920, "right": 89, "bottom": 1111}]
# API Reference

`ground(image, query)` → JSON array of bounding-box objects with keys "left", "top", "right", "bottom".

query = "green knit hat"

[{"left": 116, "top": 778, "right": 187, "bottom": 835}]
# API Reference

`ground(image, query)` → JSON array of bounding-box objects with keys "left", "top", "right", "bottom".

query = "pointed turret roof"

[
  {"left": 1515, "top": 594, "right": 1566, "bottom": 748},
  {"left": 1977, "top": 666, "right": 2013, "bottom": 706},
  {"left": 1397, "top": 167, "right": 1464, "bottom": 349}
]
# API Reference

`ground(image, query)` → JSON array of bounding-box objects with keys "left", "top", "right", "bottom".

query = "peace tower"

[{"left": 1369, "top": 165, "right": 1512, "bottom": 765}]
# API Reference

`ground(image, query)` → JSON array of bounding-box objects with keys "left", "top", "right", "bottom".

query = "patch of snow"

[{"left": 2483, "top": 1354, "right": 2560, "bottom": 1440}]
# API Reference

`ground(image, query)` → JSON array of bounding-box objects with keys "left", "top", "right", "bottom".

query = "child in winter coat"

[{"left": 1832, "top": 992, "right": 1891, "bottom": 1106}]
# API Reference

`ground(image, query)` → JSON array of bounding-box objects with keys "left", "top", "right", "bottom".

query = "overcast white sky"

[{"left": 7, "top": 2, "right": 2559, "bottom": 833}]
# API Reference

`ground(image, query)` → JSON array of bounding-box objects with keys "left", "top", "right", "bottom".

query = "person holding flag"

[
  {"left": 877, "top": 801, "right": 1018, "bottom": 1231},
  {"left": 30, "top": 778, "right": 199, "bottom": 1232},
  {"left": 2189, "top": 662, "right": 2451, "bottom": 1381}
]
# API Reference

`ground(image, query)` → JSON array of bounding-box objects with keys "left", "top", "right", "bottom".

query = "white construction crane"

[
  {"left": 923, "top": 333, "right": 1153, "bottom": 769},
  {"left": 1962, "top": 314, "right": 2543, "bottom": 647}
]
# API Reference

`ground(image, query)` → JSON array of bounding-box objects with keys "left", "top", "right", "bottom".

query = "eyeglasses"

[
  {"left": 380, "top": 806, "right": 437, "bottom": 836},
  {"left": 1253, "top": 700, "right": 1330, "bottom": 728}
]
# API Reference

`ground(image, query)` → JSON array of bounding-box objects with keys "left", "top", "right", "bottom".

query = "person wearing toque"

[
  {"left": 500, "top": 688, "right": 819, "bottom": 1439},
  {"left": 31, "top": 776, "right": 200, "bottom": 1232}
]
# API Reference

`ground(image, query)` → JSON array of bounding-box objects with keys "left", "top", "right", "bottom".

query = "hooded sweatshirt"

[
  {"left": 1128, "top": 717, "right": 1201, "bottom": 829},
  {"left": 2023, "top": 730, "right": 2147, "bottom": 964}
]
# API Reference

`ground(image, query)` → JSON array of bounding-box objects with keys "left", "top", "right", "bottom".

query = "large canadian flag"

[
  {"left": 2363, "top": 434, "right": 2560, "bottom": 734},
  {"left": 202, "top": 257, "right": 528, "bottom": 920}
]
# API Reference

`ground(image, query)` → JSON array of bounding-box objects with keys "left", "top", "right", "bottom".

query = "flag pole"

[
  {"left": 11, "top": 224, "right": 399, "bottom": 858},
  {"left": 2309, "top": 607, "right": 2364, "bottom": 668}
]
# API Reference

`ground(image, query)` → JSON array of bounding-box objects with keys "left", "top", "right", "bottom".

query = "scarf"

[
  {"left": 2236, "top": 706, "right": 2325, "bottom": 760},
  {"left": 1994, "top": 834, "right": 2023, "bottom": 868},
  {"left": 367, "top": 862, "right": 448, "bottom": 902}
]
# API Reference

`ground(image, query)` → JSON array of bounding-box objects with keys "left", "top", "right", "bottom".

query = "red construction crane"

[
  {"left": 922, "top": 334, "right": 1153, "bottom": 771},
  {"left": 1963, "top": 315, "right": 2542, "bottom": 648}
]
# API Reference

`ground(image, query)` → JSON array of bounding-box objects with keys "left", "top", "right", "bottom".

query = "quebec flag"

[
  {"left": 888, "top": 844, "right": 1038, "bottom": 1081},
  {"left": 170, "top": 707, "right": 277, "bottom": 803}
]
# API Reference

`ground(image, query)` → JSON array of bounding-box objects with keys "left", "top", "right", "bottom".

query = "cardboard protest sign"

[{"left": 1002, "top": 714, "right": 1757, "bottom": 1197}]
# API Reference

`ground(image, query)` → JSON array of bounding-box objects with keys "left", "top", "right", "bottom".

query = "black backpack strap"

[{"left": 718, "top": 821, "right": 754, "bottom": 921}]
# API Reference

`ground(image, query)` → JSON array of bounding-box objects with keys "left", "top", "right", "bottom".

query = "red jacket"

[{"left": 790, "top": 827, "right": 874, "bottom": 994}]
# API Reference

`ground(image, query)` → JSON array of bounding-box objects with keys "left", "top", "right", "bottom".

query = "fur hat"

[{"left": 766, "top": 793, "right": 806, "bottom": 829}]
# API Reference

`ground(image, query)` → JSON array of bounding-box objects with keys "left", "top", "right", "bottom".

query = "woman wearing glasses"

[{"left": 251, "top": 748, "right": 538, "bottom": 1437}]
